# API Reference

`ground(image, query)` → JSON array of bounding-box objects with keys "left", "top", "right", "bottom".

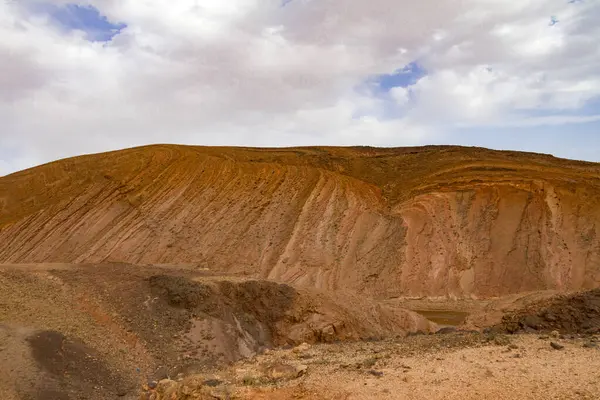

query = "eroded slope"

[{"left": 2, "top": 145, "right": 600, "bottom": 297}]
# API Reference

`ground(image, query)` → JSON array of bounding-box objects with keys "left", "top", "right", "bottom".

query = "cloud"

[{"left": 0, "top": 0, "right": 599, "bottom": 175}]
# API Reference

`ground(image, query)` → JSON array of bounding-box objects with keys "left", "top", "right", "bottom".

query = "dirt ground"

[
  {"left": 0, "top": 263, "right": 433, "bottom": 400},
  {"left": 3, "top": 263, "right": 600, "bottom": 399},
  {"left": 144, "top": 332, "right": 600, "bottom": 400}
]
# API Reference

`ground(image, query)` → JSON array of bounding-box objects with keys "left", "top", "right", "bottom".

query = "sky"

[{"left": 1, "top": 0, "right": 599, "bottom": 176}]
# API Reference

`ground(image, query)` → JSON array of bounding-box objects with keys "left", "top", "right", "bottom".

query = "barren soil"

[
  {"left": 142, "top": 332, "right": 600, "bottom": 400},
  {"left": 0, "top": 263, "right": 433, "bottom": 399}
]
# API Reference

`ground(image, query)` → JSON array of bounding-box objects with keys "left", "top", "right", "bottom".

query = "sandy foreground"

[{"left": 149, "top": 333, "right": 600, "bottom": 400}]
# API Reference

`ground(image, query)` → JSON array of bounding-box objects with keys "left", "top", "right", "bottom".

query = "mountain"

[{"left": 2, "top": 144, "right": 600, "bottom": 298}]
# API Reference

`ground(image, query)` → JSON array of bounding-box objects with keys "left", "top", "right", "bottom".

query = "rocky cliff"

[{"left": 2, "top": 145, "right": 600, "bottom": 298}]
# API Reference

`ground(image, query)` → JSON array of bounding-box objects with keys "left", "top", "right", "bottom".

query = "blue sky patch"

[
  {"left": 373, "top": 62, "right": 427, "bottom": 92},
  {"left": 30, "top": 3, "right": 126, "bottom": 42},
  {"left": 352, "top": 62, "right": 426, "bottom": 120}
]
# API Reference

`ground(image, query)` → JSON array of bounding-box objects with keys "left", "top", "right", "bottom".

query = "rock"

[
  {"left": 203, "top": 379, "right": 222, "bottom": 387},
  {"left": 154, "top": 379, "right": 178, "bottom": 398},
  {"left": 507, "top": 344, "right": 519, "bottom": 350},
  {"left": 550, "top": 330, "right": 560, "bottom": 339},
  {"left": 538, "top": 335, "right": 549, "bottom": 340},
  {"left": 319, "top": 324, "right": 337, "bottom": 342},
  {"left": 583, "top": 342, "right": 597, "bottom": 348},
  {"left": 267, "top": 363, "right": 308, "bottom": 380},
  {"left": 368, "top": 370, "right": 384, "bottom": 377},
  {"left": 493, "top": 335, "right": 511, "bottom": 346},
  {"left": 550, "top": 342, "right": 564, "bottom": 350},
  {"left": 293, "top": 343, "right": 311, "bottom": 354},
  {"left": 152, "top": 366, "right": 169, "bottom": 381},
  {"left": 436, "top": 327, "right": 457, "bottom": 335},
  {"left": 545, "top": 313, "right": 557, "bottom": 322},
  {"left": 147, "top": 380, "right": 158, "bottom": 390},
  {"left": 504, "top": 323, "right": 520, "bottom": 334},
  {"left": 295, "top": 364, "right": 308, "bottom": 377},
  {"left": 257, "top": 346, "right": 271, "bottom": 355}
]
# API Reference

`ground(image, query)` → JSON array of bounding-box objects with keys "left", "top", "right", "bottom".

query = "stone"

[
  {"left": 493, "top": 335, "right": 511, "bottom": 346},
  {"left": 152, "top": 366, "right": 169, "bottom": 381},
  {"left": 504, "top": 323, "right": 520, "bottom": 334},
  {"left": 203, "top": 379, "right": 222, "bottom": 387},
  {"left": 147, "top": 380, "right": 158, "bottom": 390},
  {"left": 550, "top": 330, "right": 560, "bottom": 339},
  {"left": 268, "top": 363, "right": 308, "bottom": 380},
  {"left": 295, "top": 364, "right": 308, "bottom": 377},
  {"left": 181, "top": 385, "right": 193, "bottom": 396},
  {"left": 550, "top": 342, "right": 564, "bottom": 350},
  {"left": 368, "top": 370, "right": 384, "bottom": 377},
  {"left": 545, "top": 313, "right": 557, "bottom": 322},
  {"left": 319, "top": 325, "right": 337, "bottom": 342},
  {"left": 583, "top": 342, "right": 597, "bottom": 348},
  {"left": 293, "top": 343, "right": 311, "bottom": 353},
  {"left": 436, "top": 327, "right": 457, "bottom": 335}
]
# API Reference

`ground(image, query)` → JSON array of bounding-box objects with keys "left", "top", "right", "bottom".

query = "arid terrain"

[{"left": 2, "top": 145, "right": 600, "bottom": 399}]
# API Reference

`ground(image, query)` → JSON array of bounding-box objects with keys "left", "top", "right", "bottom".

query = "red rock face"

[
  {"left": 1, "top": 145, "right": 599, "bottom": 299},
  {"left": 396, "top": 184, "right": 600, "bottom": 298}
]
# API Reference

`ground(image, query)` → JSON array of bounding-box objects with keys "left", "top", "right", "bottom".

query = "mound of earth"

[
  {"left": 495, "top": 288, "right": 600, "bottom": 334},
  {"left": 145, "top": 273, "right": 436, "bottom": 368},
  {"left": 0, "top": 263, "right": 434, "bottom": 399},
  {"left": 2, "top": 145, "right": 600, "bottom": 298}
]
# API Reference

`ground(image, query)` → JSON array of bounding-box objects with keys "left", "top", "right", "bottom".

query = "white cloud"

[{"left": 0, "top": 0, "right": 599, "bottom": 175}]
